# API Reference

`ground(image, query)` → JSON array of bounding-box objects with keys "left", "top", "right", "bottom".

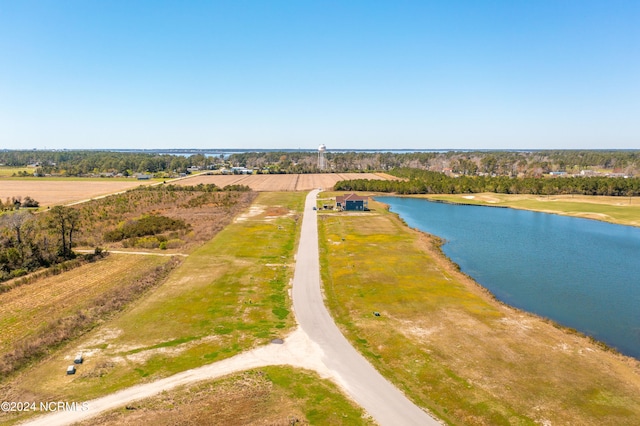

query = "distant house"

[
  {"left": 136, "top": 174, "right": 151, "bottom": 180},
  {"left": 231, "top": 167, "right": 253, "bottom": 175},
  {"left": 336, "top": 194, "right": 369, "bottom": 211}
]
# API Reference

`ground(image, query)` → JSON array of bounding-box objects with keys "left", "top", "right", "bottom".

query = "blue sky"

[{"left": 1, "top": 0, "right": 638, "bottom": 150}]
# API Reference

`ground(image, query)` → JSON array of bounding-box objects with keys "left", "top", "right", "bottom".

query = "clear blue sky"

[{"left": 1, "top": 0, "right": 638, "bottom": 150}]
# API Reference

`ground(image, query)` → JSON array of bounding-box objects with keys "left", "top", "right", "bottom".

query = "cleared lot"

[
  {"left": 0, "top": 180, "right": 151, "bottom": 207},
  {"left": 177, "top": 173, "right": 395, "bottom": 191}
]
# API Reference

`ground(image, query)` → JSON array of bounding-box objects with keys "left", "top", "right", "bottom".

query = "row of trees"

[
  {"left": 3, "top": 150, "right": 639, "bottom": 177},
  {"left": 0, "top": 196, "right": 39, "bottom": 211},
  {"left": 0, "top": 151, "right": 224, "bottom": 176},
  {"left": 228, "top": 150, "right": 640, "bottom": 176},
  {"left": 335, "top": 169, "right": 640, "bottom": 196}
]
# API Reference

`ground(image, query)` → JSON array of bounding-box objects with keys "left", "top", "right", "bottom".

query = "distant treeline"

[
  {"left": 2, "top": 149, "right": 639, "bottom": 177},
  {"left": 335, "top": 168, "right": 640, "bottom": 196},
  {"left": 0, "top": 151, "right": 222, "bottom": 176},
  {"left": 227, "top": 150, "right": 640, "bottom": 176}
]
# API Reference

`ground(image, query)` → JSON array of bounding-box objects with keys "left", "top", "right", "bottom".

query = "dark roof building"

[{"left": 336, "top": 194, "right": 369, "bottom": 211}]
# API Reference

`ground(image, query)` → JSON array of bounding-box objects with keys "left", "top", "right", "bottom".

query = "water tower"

[{"left": 318, "top": 144, "right": 327, "bottom": 170}]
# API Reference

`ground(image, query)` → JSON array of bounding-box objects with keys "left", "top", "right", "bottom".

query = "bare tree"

[
  {"left": 47, "top": 206, "right": 81, "bottom": 259},
  {"left": 3, "top": 210, "right": 34, "bottom": 245}
]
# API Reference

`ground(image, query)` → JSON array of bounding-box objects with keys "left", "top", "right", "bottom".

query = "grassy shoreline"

[
  {"left": 420, "top": 192, "right": 640, "bottom": 227},
  {"left": 319, "top": 193, "right": 640, "bottom": 425},
  {"left": 374, "top": 191, "right": 638, "bottom": 355}
]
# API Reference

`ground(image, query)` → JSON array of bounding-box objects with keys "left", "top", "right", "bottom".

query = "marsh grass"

[{"left": 318, "top": 198, "right": 640, "bottom": 425}]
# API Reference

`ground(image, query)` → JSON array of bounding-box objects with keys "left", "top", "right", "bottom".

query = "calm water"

[{"left": 376, "top": 196, "right": 640, "bottom": 359}]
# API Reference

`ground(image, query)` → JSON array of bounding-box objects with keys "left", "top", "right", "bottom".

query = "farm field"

[
  {"left": 1, "top": 192, "right": 305, "bottom": 422},
  {"left": 0, "top": 255, "right": 167, "bottom": 354},
  {"left": 178, "top": 172, "right": 396, "bottom": 191},
  {"left": 424, "top": 193, "right": 640, "bottom": 227},
  {"left": 0, "top": 179, "right": 152, "bottom": 207},
  {"left": 318, "top": 197, "right": 640, "bottom": 425}
]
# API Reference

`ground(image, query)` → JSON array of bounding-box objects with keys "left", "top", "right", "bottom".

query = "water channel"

[{"left": 376, "top": 196, "right": 640, "bottom": 359}]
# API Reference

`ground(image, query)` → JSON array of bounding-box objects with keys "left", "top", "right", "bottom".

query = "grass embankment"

[
  {"left": 426, "top": 193, "right": 640, "bottom": 227},
  {"left": 78, "top": 367, "right": 373, "bottom": 426},
  {"left": 318, "top": 197, "right": 640, "bottom": 425},
  {"left": 2, "top": 192, "right": 305, "bottom": 414}
]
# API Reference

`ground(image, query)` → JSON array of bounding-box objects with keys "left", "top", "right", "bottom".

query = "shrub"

[{"left": 104, "top": 214, "right": 189, "bottom": 242}]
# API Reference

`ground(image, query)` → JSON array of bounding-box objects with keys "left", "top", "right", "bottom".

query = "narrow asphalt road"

[
  {"left": 23, "top": 190, "right": 440, "bottom": 425},
  {"left": 293, "top": 190, "right": 439, "bottom": 426}
]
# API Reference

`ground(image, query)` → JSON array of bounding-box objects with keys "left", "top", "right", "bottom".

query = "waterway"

[{"left": 376, "top": 196, "right": 640, "bottom": 359}]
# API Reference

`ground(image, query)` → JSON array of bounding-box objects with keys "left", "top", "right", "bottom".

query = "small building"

[
  {"left": 231, "top": 167, "right": 253, "bottom": 175},
  {"left": 336, "top": 194, "right": 369, "bottom": 211}
]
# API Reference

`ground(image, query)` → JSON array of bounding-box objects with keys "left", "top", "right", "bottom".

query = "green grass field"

[
  {"left": 0, "top": 167, "right": 31, "bottom": 177},
  {"left": 4, "top": 192, "right": 306, "bottom": 409},
  {"left": 318, "top": 197, "right": 640, "bottom": 425}
]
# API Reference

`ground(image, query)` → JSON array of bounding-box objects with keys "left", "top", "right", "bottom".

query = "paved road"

[
  {"left": 292, "top": 190, "right": 439, "bottom": 426},
  {"left": 23, "top": 190, "right": 440, "bottom": 425}
]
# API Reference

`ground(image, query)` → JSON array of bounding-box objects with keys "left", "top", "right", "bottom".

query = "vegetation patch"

[
  {"left": 76, "top": 185, "right": 256, "bottom": 251},
  {"left": 318, "top": 198, "right": 640, "bottom": 425},
  {"left": 0, "top": 254, "right": 177, "bottom": 379},
  {"left": 3, "top": 192, "right": 305, "bottom": 407},
  {"left": 73, "top": 367, "right": 372, "bottom": 426},
  {"left": 336, "top": 167, "right": 640, "bottom": 196},
  {"left": 424, "top": 192, "right": 640, "bottom": 227},
  {"left": 104, "top": 214, "right": 189, "bottom": 242}
]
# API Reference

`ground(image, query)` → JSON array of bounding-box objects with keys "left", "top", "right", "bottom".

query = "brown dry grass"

[
  {"left": 0, "top": 255, "right": 167, "bottom": 354},
  {"left": 177, "top": 173, "right": 395, "bottom": 191},
  {"left": 76, "top": 367, "right": 372, "bottom": 426},
  {"left": 0, "top": 180, "right": 151, "bottom": 207}
]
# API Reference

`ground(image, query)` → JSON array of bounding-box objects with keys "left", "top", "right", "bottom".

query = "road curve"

[
  {"left": 293, "top": 190, "right": 439, "bottom": 426},
  {"left": 22, "top": 190, "right": 440, "bottom": 426}
]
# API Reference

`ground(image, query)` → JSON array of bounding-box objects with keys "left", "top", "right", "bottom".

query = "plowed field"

[
  {"left": 0, "top": 180, "right": 151, "bottom": 207},
  {"left": 177, "top": 173, "right": 396, "bottom": 191},
  {"left": 0, "top": 254, "right": 168, "bottom": 353}
]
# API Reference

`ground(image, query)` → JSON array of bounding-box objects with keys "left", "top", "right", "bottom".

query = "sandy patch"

[{"left": 234, "top": 205, "right": 265, "bottom": 222}]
